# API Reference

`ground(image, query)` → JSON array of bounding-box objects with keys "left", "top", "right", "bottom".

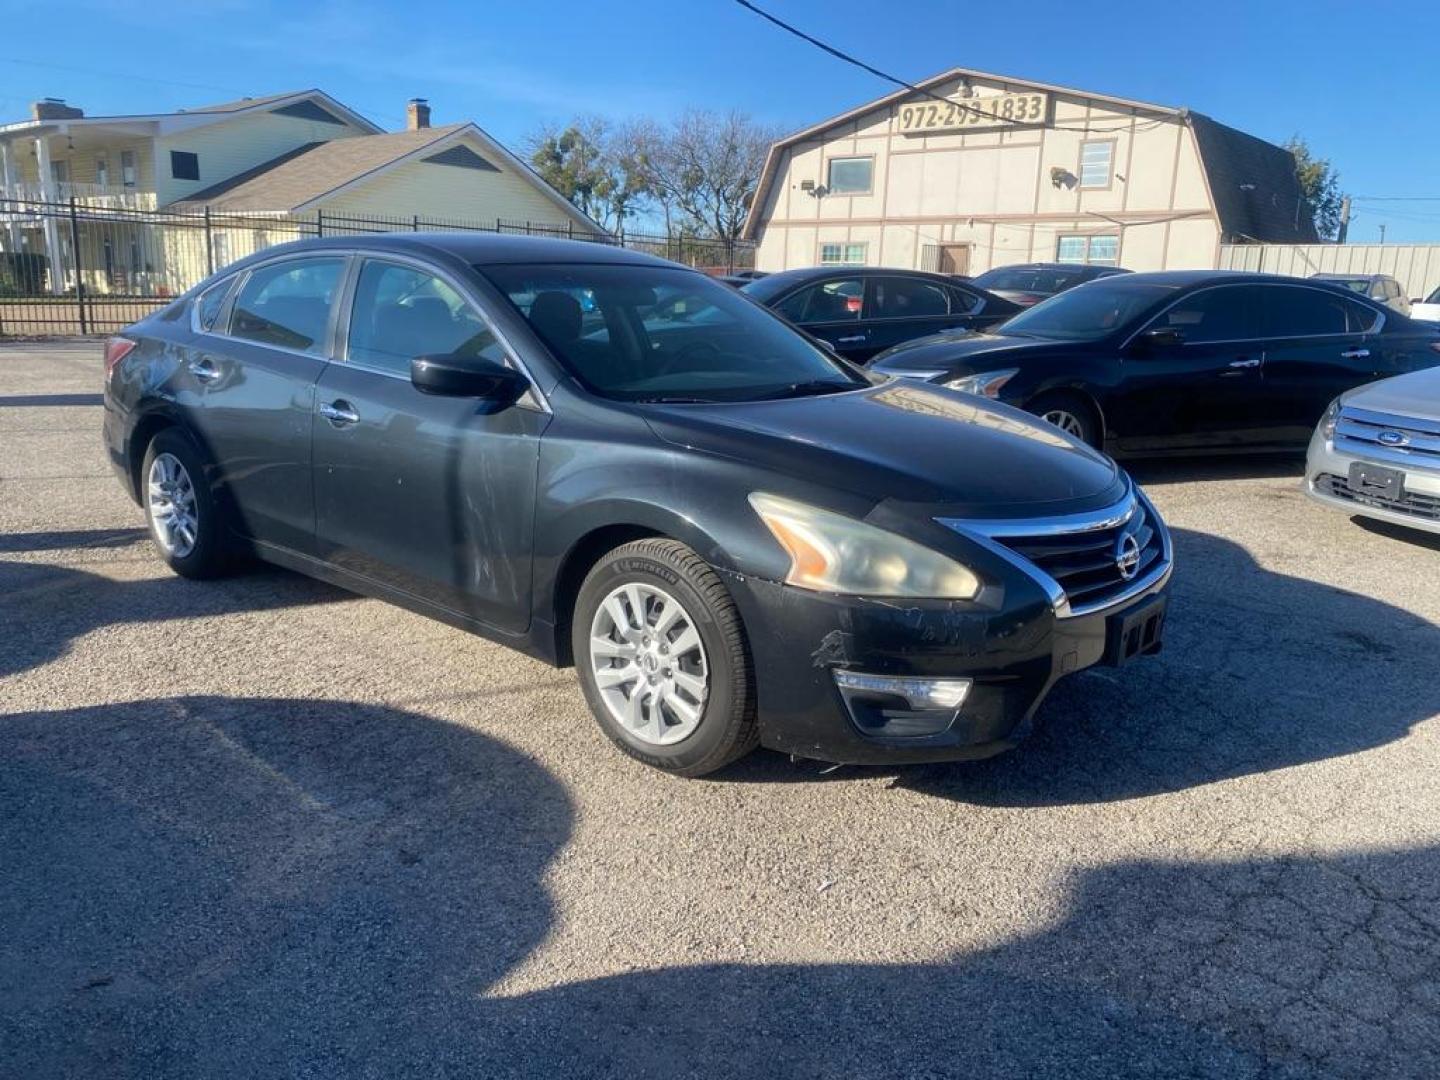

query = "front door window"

[{"left": 347, "top": 260, "right": 505, "bottom": 376}]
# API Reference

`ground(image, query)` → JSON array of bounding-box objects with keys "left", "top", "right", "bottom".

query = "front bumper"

[
  {"left": 1304, "top": 427, "right": 1440, "bottom": 536},
  {"left": 720, "top": 560, "right": 1171, "bottom": 766}
]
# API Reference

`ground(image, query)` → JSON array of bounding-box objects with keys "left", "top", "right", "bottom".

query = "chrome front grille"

[
  {"left": 940, "top": 487, "right": 1172, "bottom": 617},
  {"left": 1316, "top": 473, "right": 1440, "bottom": 523},
  {"left": 1335, "top": 406, "right": 1440, "bottom": 463}
]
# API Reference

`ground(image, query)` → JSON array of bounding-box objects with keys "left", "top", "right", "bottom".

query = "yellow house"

[{"left": 0, "top": 91, "right": 602, "bottom": 295}]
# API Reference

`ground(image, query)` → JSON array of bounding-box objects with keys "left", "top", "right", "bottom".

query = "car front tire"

[
  {"left": 1029, "top": 391, "right": 1102, "bottom": 449},
  {"left": 573, "top": 538, "right": 758, "bottom": 776}
]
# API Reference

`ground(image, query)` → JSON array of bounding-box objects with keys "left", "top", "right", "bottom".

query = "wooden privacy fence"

[{"left": 1219, "top": 243, "right": 1440, "bottom": 301}]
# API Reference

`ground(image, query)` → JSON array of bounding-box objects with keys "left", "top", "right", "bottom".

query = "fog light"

[{"left": 833, "top": 671, "right": 972, "bottom": 710}]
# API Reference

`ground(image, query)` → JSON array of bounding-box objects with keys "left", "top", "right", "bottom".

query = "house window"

[
  {"left": 819, "top": 242, "right": 867, "bottom": 266},
  {"left": 120, "top": 150, "right": 137, "bottom": 187},
  {"left": 1078, "top": 140, "right": 1114, "bottom": 188},
  {"left": 95, "top": 154, "right": 109, "bottom": 188},
  {"left": 826, "top": 157, "right": 873, "bottom": 195},
  {"left": 50, "top": 160, "right": 69, "bottom": 184},
  {"left": 1056, "top": 234, "right": 1119, "bottom": 266},
  {"left": 170, "top": 151, "right": 200, "bottom": 182}
]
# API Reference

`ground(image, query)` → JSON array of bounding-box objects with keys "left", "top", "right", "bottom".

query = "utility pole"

[
  {"left": 1379, "top": 223, "right": 1387, "bottom": 245},
  {"left": 1337, "top": 196, "right": 1350, "bottom": 243}
]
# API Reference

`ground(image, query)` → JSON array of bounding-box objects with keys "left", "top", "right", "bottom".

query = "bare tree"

[
  {"left": 526, "top": 117, "right": 649, "bottom": 233},
  {"left": 628, "top": 110, "right": 781, "bottom": 241}
]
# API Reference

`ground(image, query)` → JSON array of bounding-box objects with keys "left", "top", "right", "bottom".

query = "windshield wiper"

[
  {"left": 629, "top": 395, "right": 714, "bottom": 404},
  {"left": 757, "top": 379, "right": 861, "bottom": 401}
]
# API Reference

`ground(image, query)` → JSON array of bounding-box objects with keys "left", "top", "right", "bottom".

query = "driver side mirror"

[
  {"left": 1134, "top": 326, "right": 1185, "bottom": 351},
  {"left": 411, "top": 354, "right": 528, "bottom": 405}
]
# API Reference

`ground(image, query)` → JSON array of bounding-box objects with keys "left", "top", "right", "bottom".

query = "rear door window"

[
  {"left": 347, "top": 260, "right": 506, "bottom": 376},
  {"left": 774, "top": 278, "right": 865, "bottom": 323},
  {"left": 230, "top": 257, "right": 345, "bottom": 355},
  {"left": 194, "top": 275, "right": 236, "bottom": 332},
  {"left": 870, "top": 276, "right": 952, "bottom": 319},
  {"left": 1260, "top": 285, "right": 1374, "bottom": 338}
]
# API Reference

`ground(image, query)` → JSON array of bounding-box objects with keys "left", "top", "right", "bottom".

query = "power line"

[
  {"left": 1352, "top": 195, "right": 1440, "bottom": 202},
  {"left": 731, "top": 0, "right": 1169, "bottom": 136}
]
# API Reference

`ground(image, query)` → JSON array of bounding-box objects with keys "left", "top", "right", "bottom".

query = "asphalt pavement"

[{"left": 2, "top": 341, "right": 1438, "bottom": 1078}]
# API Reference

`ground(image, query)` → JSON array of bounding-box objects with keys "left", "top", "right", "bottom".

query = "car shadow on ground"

[
  {"left": 722, "top": 526, "right": 1440, "bottom": 807},
  {"left": 2, "top": 695, "right": 1434, "bottom": 1078},
  {"left": 0, "top": 393, "right": 105, "bottom": 407},
  {"left": 0, "top": 527, "right": 149, "bottom": 554},
  {"left": 0, "top": 558, "right": 347, "bottom": 679},
  {"left": 1124, "top": 452, "right": 1306, "bottom": 485}
]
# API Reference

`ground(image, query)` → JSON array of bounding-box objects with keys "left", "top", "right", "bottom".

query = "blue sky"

[{"left": 4, "top": 0, "right": 1439, "bottom": 243}]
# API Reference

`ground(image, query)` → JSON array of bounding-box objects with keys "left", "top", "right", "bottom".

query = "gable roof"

[
  {"left": 170, "top": 121, "right": 606, "bottom": 234},
  {"left": 0, "top": 89, "right": 382, "bottom": 137},
  {"left": 173, "top": 124, "right": 470, "bottom": 210},
  {"left": 1189, "top": 114, "right": 1318, "bottom": 244}
]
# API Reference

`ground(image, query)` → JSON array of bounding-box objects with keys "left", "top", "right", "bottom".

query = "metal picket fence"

[{"left": 0, "top": 198, "right": 754, "bottom": 336}]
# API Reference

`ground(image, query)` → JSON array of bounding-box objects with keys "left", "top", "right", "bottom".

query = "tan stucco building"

[{"left": 743, "top": 68, "right": 1317, "bottom": 276}]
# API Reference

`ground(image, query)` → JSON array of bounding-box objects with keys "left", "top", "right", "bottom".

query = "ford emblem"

[{"left": 1377, "top": 430, "right": 1409, "bottom": 447}]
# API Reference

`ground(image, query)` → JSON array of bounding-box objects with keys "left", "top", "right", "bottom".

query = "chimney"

[
  {"left": 406, "top": 98, "right": 431, "bottom": 131},
  {"left": 31, "top": 98, "right": 84, "bottom": 121}
]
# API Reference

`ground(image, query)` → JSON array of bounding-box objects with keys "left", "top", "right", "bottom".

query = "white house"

[{"left": 0, "top": 91, "right": 602, "bottom": 295}]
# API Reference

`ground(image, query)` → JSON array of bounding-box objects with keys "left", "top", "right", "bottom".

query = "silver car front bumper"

[{"left": 1305, "top": 420, "right": 1440, "bottom": 536}]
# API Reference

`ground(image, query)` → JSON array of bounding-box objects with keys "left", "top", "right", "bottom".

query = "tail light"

[
  {"left": 1430, "top": 342, "right": 1440, "bottom": 355},
  {"left": 103, "top": 336, "right": 136, "bottom": 382}
]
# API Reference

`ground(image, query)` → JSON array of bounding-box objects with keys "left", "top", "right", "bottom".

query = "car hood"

[
  {"left": 1342, "top": 365, "right": 1440, "bottom": 417},
  {"left": 870, "top": 332, "right": 1062, "bottom": 377},
  {"left": 643, "top": 383, "right": 1124, "bottom": 516}
]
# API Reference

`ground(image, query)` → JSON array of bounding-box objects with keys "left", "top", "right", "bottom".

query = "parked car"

[
  {"left": 1311, "top": 273, "right": 1412, "bottom": 317},
  {"left": 1410, "top": 284, "right": 1440, "bottom": 324},
  {"left": 740, "top": 267, "right": 1021, "bottom": 364},
  {"left": 104, "top": 235, "right": 1171, "bottom": 776},
  {"left": 969, "top": 262, "right": 1131, "bottom": 307},
  {"left": 1306, "top": 365, "right": 1440, "bottom": 535},
  {"left": 871, "top": 271, "right": 1440, "bottom": 454}
]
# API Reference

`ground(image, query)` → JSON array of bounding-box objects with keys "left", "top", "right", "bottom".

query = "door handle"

[
  {"left": 835, "top": 334, "right": 868, "bottom": 344},
  {"left": 319, "top": 400, "right": 360, "bottom": 426},
  {"left": 189, "top": 357, "right": 222, "bottom": 383},
  {"left": 1227, "top": 357, "right": 1261, "bottom": 369},
  {"left": 1341, "top": 348, "right": 1370, "bottom": 359}
]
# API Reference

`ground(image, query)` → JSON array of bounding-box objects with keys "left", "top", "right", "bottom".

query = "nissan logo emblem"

[
  {"left": 1115, "top": 532, "right": 1142, "bottom": 581},
  {"left": 1377, "top": 430, "right": 1409, "bottom": 447}
]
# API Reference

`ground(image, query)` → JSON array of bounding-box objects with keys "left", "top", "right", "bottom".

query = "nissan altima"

[{"left": 104, "top": 235, "right": 1171, "bottom": 776}]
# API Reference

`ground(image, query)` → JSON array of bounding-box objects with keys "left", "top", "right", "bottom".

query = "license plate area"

[
  {"left": 1347, "top": 461, "right": 1405, "bottom": 500},
  {"left": 1104, "top": 594, "right": 1166, "bottom": 667}
]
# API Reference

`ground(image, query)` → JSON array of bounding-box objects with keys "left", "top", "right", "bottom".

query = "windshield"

[
  {"left": 1429, "top": 286, "right": 1440, "bottom": 304},
  {"left": 482, "top": 263, "right": 867, "bottom": 403},
  {"left": 997, "top": 280, "right": 1177, "bottom": 341},
  {"left": 973, "top": 267, "right": 1084, "bottom": 294}
]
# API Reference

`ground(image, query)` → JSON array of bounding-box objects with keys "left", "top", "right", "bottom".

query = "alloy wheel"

[
  {"left": 147, "top": 452, "right": 199, "bottom": 558},
  {"left": 1041, "top": 409, "right": 1086, "bottom": 438},
  {"left": 588, "top": 582, "right": 709, "bottom": 746}
]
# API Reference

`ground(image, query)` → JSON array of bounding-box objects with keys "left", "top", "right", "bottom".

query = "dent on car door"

[
  {"left": 1255, "top": 285, "right": 1385, "bottom": 443},
  {"left": 187, "top": 254, "right": 346, "bottom": 552},
  {"left": 311, "top": 257, "right": 545, "bottom": 633},
  {"left": 1109, "top": 285, "right": 1269, "bottom": 452},
  {"left": 773, "top": 276, "right": 870, "bottom": 361}
]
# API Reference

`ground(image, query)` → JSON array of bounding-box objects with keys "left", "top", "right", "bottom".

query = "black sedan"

[
  {"left": 104, "top": 234, "right": 1171, "bottom": 776},
  {"left": 740, "top": 266, "right": 1021, "bottom": 364},
  {"left": 969, "top": 262, "right": 1131, "bottom": 308},
  {"left": 872, "top": 270, "right": 1440, "bottom": 454}
]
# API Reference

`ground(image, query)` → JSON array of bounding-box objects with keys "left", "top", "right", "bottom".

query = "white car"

[
  {"left": 1411, "top": 285, "right": 1440, "bottom": 324},
  {"left": 1306, "top": 366, "right": 1440, "bottom": 534}
]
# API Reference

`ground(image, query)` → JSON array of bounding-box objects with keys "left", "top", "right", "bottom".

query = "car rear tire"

[
  {"left": 1029, "top": 391, "right": 1102, "bottom": 448},
  {"left": 140, "top": 428, "right": 233, "bottom": 580},
  {"left": 572, "top": 538, "right": 758, "bottom": 776}
]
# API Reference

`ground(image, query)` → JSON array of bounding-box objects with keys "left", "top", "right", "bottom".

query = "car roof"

[
  {"left": 219, "top": 231, "right": 678, "bottom": 270},
  {"left": 1312, "top": 273, "right": 1387, "bottom": 282},
  {"left": 739, "top": 264, "right": 965, "bottom": 298},
  {"left": 977, "top": 262, "right": 1126, "bottom": 274}
]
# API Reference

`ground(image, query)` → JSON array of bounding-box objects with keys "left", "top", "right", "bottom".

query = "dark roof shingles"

[{"left": 1190, "top": 114, "right": 1319, "bottom": 244}]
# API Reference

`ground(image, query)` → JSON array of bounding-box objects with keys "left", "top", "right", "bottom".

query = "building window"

[
  {"left": 50, "top": 160, "right": 69, "bottom": 184},
  {"left": 120, "top": 150, "right": 137, "bottom": 187},
  {"left": 826, "top": 157, "right": 872, "bottom": 196},
  {"left": 170, "top": 151, "right": 200, "bottom": 181},
  {"left": 1056, "top": 235, "right": 1120, "bottom": 266},
  {"left": 819, "top": 242, "right": 867, "bottom": 266},
  {"left": 95, "top": 154, "right": 109, "bottom": 188},
  {"left": 1078, "top": 140, "right": 1114, "bottom": 188}
]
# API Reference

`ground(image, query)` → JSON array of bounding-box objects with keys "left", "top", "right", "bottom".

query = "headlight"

[
  {"left": 748, "top": 492, "right": 981, "bottom": 599},
  {"left": 1320, "top": 397, "right": 1341, "bottom": 440},
  {"left": 944, "top": 368, "right": 1018, "bottom": 398}
]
